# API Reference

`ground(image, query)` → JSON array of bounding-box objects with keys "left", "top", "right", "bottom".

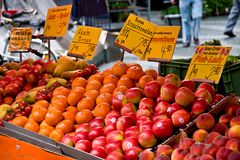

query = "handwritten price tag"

[
  {"left": 185, "top": 46, "right": 231, "bottom": 84},
  {"left": 145, "top": 26, "right": 180, "bottom": 61},
  {"left": 44, "top": 5, "right": 72, "bottom": 37},
  {"left": 68, "top": 26, "right": 102, "bottom": 60},
  {"left": 115, "top": 13, "right": 156, "bottom": 58},
  {"left": 8, "top": 28, "right": 32, "bottom": 52}
]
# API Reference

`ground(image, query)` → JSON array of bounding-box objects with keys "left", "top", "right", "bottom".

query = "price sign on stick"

[
  {"left": 68, "top": 26, "right": 102, "bottom": 60},
  {"left": 8, "top": 28, "right": 32, "bottom": 52},
  {"left": 44, "top": 5, "right": 72, "bottom": 37},
  {"left": 115, "top": 13, "right": 156, "bottom": 59},
  {"left": 145, "top": 26, "right": 180, "bottom": 61},
  {"left": 185, "top": 46, "right": 231, "bottom": 84}
]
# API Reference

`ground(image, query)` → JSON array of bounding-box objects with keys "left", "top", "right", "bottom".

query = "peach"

[
  {"left": 178, "top": 138, "right": 195, "bottom": 150},
  {"left": 226, "top": 139, "right": 240, "bottom": 152},
  {"left": 192, "top": 129, "right": 208, "bottom": 142},
  {"left": 139, "top": 149, "right": 155, "bottom": 160},
  {"left": 212, "top": 135, "right": 230, "bottom": 147},
  {"left": 227, "top": 151, "right": 240, "bottom": 160},
  {"left": 219, "top": 114, "right": 233, "bottom": 125},
  {"left": 198, "top": 154, "right": 214, "bottom": 160},
  {"left": 171, "top": 148, "right": 189, "bottom": 160},
  {"left": 230, "top": 116, "right": 240, "bottom": 126},
  {"left": 190, "top": 142, "right": 206, "bottom": 156},
  {"left": 228, "top": 125, "right": 240, "bottom": 139},
  {"left": 212, "top": 123, "right": 228, "bottom": 135},
  {"left": 171, "top": 109, "right": 191, "bottom": 127},
  {"left": 224, "top": 104, "right": 240, "bottom": 116},
  {"left": 196, "top": 113, "right": 215, "bottom": 131},
  {"left": 204, "top": 132, "right": 220, "bottom": 144},
  {"left": 155, "top": 144, "right": 173, "bottom": 157},
  {"left": 215, "top": 147, "right": 232, "bottom": 160},
  {"left": 202, "top": 143, "right": 219, "bottom": 158},
  {"left": 183, "top": 153, "right": 199, "bottom": 160},
  {"left": 154, "top": 155, "right": 170, "bottom": 160}
]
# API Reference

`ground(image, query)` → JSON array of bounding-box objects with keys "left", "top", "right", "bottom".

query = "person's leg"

[
  {"left": 224, "top": 0, "right": 240, "bottom": 37},
  {"left": 179, "top": 0, "right": 191, "bottom": 47},
  {"left": 192, "top": 0, "right": 203, "bottom": 45}
]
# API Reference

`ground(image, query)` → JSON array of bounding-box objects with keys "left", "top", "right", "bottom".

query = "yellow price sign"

[
  {"left": 68, "top": 26, "right": 102, "bottom": 60},
  {"left": 8, "top": 28, "right": 32, "bottom": 52},
  {"left": 145, "top": 26, "right": 180, "bottom": 61},
  {"left": 115, "top": 13, "right": 156, "bottom": 58},
  {"left": 185, "top": 46, "right": 231, "bottom": 84},
  {"left": 44, "top": 5, "right": 72, "bottom": 37}
]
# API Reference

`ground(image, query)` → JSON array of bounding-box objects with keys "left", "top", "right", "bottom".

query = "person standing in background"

[
  {"left": 171, "top": 0, "right": 203, "bottom": 47},
  {"left": 224, "top": 0, "right": 240, "bottom": 37}
]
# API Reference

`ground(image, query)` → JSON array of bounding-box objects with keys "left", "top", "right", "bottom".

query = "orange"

[
  {"left": 49, "top": 128, "right": 65, "bottom": 142},
  {"left": 156, "top": 76, "right": 165, "bottom": 86},
  {"left": 102, "top": 68, "right": 113, "bottom": 77},
  {"left": 24, "top": 119, "right": 40, "bottom": 132},
  {"left": 120, "top": 74, "right": 129, "bottom": 79},
  {"left": 93, "top": 102, "right": 112, "bottom": 118},
  {"left": 117, "top": 77, "right": 134, "bottom": 89},
  {"left": 96, "top": 93, "right": 112, "bottom": 105},
  {"left": 38, "top": 125, "right": 54, "bottom": 137},
  {"left": 126, "top": 66, "right": 145, "bottom": 81},
  {"left": 56, "top": 120, "right": 74, "bottom": 134},
  {"left": 111, "top": 61, "right": 129, "bottom": 77},
  {"left": 63, "top": 111, "right": 76, "bottom": 123},
  {"left": 53, "top": 86, "right": 70, "bottom": 97},
  {"left": 145, "top": 69, "right": 158, "bottom": 79},
  {"left": 88, "top": 74, "right": 104, "bottom": 84},
  {"left": 33, "top": 100, "right": 50, "bottom": 110},
  {"left": 31, "top": 107, "right": 48, "bottom": 123},
  {"left": 84, "top": 90, "right": 99, "bottom": 100},
  {"left": 75, "top": 109, "right": 94, "bottom": 124},
  {"left": 40, "top": 120, "right": 49, "bottom": 129},
  {"left": 45, "top": 110, "right": 63, "bottom": 126},
  {"left": 77, "top": 97, "right": 95, "bottom": 111},
  {"left": 67, "top": 87, "right": 85, "bottom": 106},
  {"left": 138, "top": 75, "right": 154, "bottom": 89},
  {"left": 103, "top": 74, "right": 119, "bottom": 85},
  {"left": 128, "top": 62, "right": 142, "bottom": 68},
  {"left": 50, "top": 95, "right": 68, "bottom": 112},
  {"left": 72, "top": 77, "right": 87, "bottom": 88},
  {"left": 11, "top": 116, "right": 28, "bottom": 127},
  {"left": 99, "top": 83, "right": 116, "bottom": 94},
  {"left": 113, "top": 86, "right": 128, "bottom": 97},
  {"left": 65, "top": 106, "right": 78, "bottom": 114},
  {"left": 86, "top": 80, "right": 102, "bottom": 91}
]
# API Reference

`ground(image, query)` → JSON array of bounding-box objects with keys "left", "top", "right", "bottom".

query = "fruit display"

[{"left": 0, "top": 60, "right": 231, "bottom": 160}]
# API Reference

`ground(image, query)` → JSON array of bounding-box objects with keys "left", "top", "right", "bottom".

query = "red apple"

[
  {"left": 25, "top": 68, "right": 40, "bottom": 83},
  {"left": 124, "top": 147, "right": 142, "bottom": 160},
  {"left": 138, "top": 130, "right": 157, "bottom": 148},
  {"left": 197, "top": 83, "right": 215, "bottom": 98},
  {"left": 125, "top": 87, "right": 143, "bottom": 104},
  {"left": 122, "top": 137, "right": 139, "bottom": 152},
  {"left": 144, "top": 80, "right": 161, "bottom": 98},
  {"left": 15, "top": 69, "right": 28, "bottom": 78},
  {"left": 116, "top": 116, "right": 135, "bottom": 131},
  {"left": 90, "top": 146, "right": 107, "bottom": 159},
  {"left": 120, "top": 103, "right": 137, "bottom": 116},
  {"left": 20, "top": 63, "right": 31, "bottom": 70},
  {"left": 112, "top": 94, "right": 127, "bottom": 111},
  {"left": 92, "top": 136, "right": 106, "bottom": 149},
  {"left": 136, "top": 116, "right": 151, "bottom": 126},
  {"left": 75, "top": 123, "right": 90, "bottom": 133},
  {"left": 213, "top": 94, "right": 224, "bottom": 104},
  {"left": 156, "top": 144, "right": 173, "bottom": 157},
  {"left": 139, "top": 97, "right": 156, "bottom": 110},
  {"left": 88, "top": 126, "right": 104, "bottom": 141},
  {"left": 73, "top": 131, "right": 88, "bottom": 144},
  {"left": 33, "top": 64, "right": 44, "bottom": 75},
  {"left": 61, "top": 135, "right": 74, "bottom": 147},
  {"left": 194, "top": 88, "right": 212, "bottom": 105},
  {"left": 12, "top": 77, "right": 25, "bottom": 87},
  {"left": 104, "top": 124, "right": 116, "bottom": 135},
  {"left": 106, "top": 151, "right": 125, "bottom": 160},
  {"left": 156, "top": 96, "right": 162, "bottom": 104},
  {"left": 155, "top": 101, "right": 171, "bottom": 115},
  {"left": 22, "top": 82, "right": 33, "bottom": 91},
  {"left": 125, "top": 126, "right": 140, "bottom": 139},
  {"left": 105, "top": 113, "right": 119, "bottom": 126},
  {"left": 136, "top": 106, "right": 153, "bottom": 119},
  {"left": 43, "top": 60, "right": 57, "bottom": 74},
  {"left": 33, "top": 59, "right": 45, "bottom": 66},
  {"left": 139, "top": 120, "right": 154, "bottom": 132},
  {"left": 125, "top": 112, "right": 136, "bottom": 122},
  {"left": 90, "top": 117, "right": 105, "bottom": 128},
  {"left": 75, "top": 139, "right": 92, "bottom": 152},
  {"left": 181, "top": 79, "right": 195, "bottom": 91},
  {"left": 106, "top": 140, "right": 123, "bottom": 154},
  {"left": 153, "top": 113, "right": 168, "bottom": 123},
  {"left": 160, "top": 83, "right": 178, "bottom": 102},
  {"left": 164, "top": 73, "right": 181, "bottom": 87},
  {"left": 4, "top": 83, "right": 20, "bottom": 97},
  {"left": 5, "top": 70, "right": 17, "bottom": 76},
  {"left": 191, "top": 98, "right": 208, "bottom": 115},
  {"left": 167, "top": 102, "right": 183, "bottom": 117},
  {"left": 171, "top": 109, "right": 191, "bottom": 127},
  {"left": 106, "top": 130, "right": 124, "bottom": 143},
  {"left": 152, "top": 118, "right": 173, "bottom": 139},
  {"left": 175, "top": 87, "right": 195, "bottom": 107},
  {"left": 0, "top": 80, "right": 9, "bottom": 88}
]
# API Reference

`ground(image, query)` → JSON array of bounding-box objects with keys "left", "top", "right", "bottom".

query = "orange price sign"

[
  {"left": 8, "top": 28, "right": 32, "bottom": 52},
  {"left": 145, "top": 26, "right": 180, "bottom": 61},
  {"left": 185, "top": 46, "right": 231, "bottom": 84},
  {"left": 115, "top": 13, "right": 156, "bottom": 59},
  {"left": 44, "top": 5, "right": 72, "bottom": 37},
  {"left": 68, "top": 26, "right": 102, "bottom": 60}
]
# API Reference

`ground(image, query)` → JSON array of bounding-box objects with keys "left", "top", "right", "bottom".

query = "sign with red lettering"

[{"left": 185, "top": 46, "right": 231, "bottom": 84}]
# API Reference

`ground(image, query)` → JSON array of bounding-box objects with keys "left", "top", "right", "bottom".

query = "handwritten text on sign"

[
  {"left": 185, "top": 46, "right": 231, "bottom": 84},
  {"left": 145, "top": 26, "right": 180, "bottom": 61},
  {"left": 68, "top": 26, "right": 102, "bottom": 60},
  {"left": 115, "top": 13, "right": 156, "bottom": 58},
  {"left": 44, "top": 5, "right": 72, "bottom": 37},
  {"left": 8, "top": 28, "right": 32, "bottom": 52}
]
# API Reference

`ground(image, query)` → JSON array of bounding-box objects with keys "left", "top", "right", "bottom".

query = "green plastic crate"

[{"left": 222, "top": 63, "right": 240, "bottom": 96}]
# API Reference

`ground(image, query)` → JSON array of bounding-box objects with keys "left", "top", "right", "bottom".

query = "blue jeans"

[
  {"left": 179, "top": 0, "right": 203, "bottom": 44},
  {"left": 224, "top": 0, "right": 240, "bottom": 33}
]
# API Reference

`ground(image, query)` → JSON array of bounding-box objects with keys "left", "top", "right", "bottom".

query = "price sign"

[
  {"left": 145, "top": 26, "right": 180, "bottom": 61},
  {"left": 185, "top": 46, "right": 231, "bottom": 84},
  {"left": 8, "top": 28, "right": 32, "bottom": 52},
  {"left": 115, "top": 13, "right": 156, "bottom": 58},
  {"left": 44, "top": 5, "right": 72, "bottom": 37},
  {"left": 68, "top": 26, "right": 102, "bottom": 60}
]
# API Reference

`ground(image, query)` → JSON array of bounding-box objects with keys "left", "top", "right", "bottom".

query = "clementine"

[
  {"left": 56, "top": 120, "right": 74, "bottom": 134},
  {"left": 111, "top": 61, "right": 129, "bottom": 77},
  {"left": 77, "top": 96, "right": 95, "bottom": 111},
  {"left": 145, "top": 69, "right": 158, "bottom": 79},
  {"left": 75, "top": 109, "right": 94, "bottom": 124},
  {"left": 84, "top": 90, "right": 99, "bottom": 100},
  {"left": 88, "top": 74, "right": 104, "bottom": 84},
  {"left": 49, "top": 128, "right": 65, "bottom": 142},
  {"left": 38, "top": 125, "right": 54, "bottom": 137},
  {"left": 138, "top": 75, "right": 154, "bottom": 89},
  {"left": 45, "top": 110, "right": 63, "bottom": 126},
  {"left": 96, "top": 93, "right": 112, "bottom": 105},
  {"left": 24, "top": 119, "right": 40, "bottom": 132},
  {"left": 72, "top": 77, "right": 87, "bottom": 88},
  {"left": 126, "top": 66, "right": 145, "bottom": 81},
  {"left": 103, "top": 74, "right": 119, "bottom": 85},
  {"left": 93, "top": 102, "right": 112, "bottom": 118},
  {"left": 11, "top": 116, "right": 28, "bottom": 127},
  {"left": 53, "top": 86, "right": 70, "bottom": 97},
  {"left": 99, "top": 83, "right": 116, "bottom": 94},
  {"left": 86, "top": 80, "right": 102, "bottom": 91}
]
